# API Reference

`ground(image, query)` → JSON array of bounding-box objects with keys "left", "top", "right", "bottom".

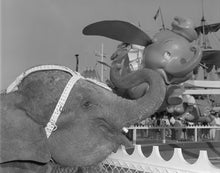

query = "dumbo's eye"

[{"left": 164, "top": 51, "right": 171, "bottom": 61}]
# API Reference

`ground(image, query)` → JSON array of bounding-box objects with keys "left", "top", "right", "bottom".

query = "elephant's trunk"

[{"left": 110, "top": 64, "right": 166, "bottom": 125}]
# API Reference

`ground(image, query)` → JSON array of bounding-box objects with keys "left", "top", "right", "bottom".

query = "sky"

[{"left": 1, "top": 0, "right": 220, "bottom": 90}]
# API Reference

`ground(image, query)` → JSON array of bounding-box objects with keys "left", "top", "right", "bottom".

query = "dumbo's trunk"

[{"left": 110, "top": 65, "right": 166, "bottom": 125}]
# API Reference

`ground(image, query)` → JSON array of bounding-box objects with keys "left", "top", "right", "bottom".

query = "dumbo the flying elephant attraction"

[{"left": 83, "top": 16, "right": 202, "bottom": 112}]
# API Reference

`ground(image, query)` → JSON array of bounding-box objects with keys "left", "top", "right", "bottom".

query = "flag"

[{"left": 154, "top": 8, "right": 160, "bottom": 20}]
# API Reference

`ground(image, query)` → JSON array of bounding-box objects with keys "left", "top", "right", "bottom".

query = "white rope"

[
  {"left": 6, "top": 65, "right": 75, "bottom": 93},
  {"left": 86, "top": 78, "right": 112, "bottom": 91}
]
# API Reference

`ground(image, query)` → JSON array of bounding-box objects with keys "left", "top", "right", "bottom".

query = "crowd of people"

[{"left": 126, "top": 109, "right": 220, "bottom": 142}]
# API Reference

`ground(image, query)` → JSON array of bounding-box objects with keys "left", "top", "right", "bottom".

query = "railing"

[
  {"left": 85, "top": 125, "right": 220, "bottom": 173},
  {"left": 92, "top": 145, "right": 220, "bottom": 173},
  {"left": 128, "top": 125, "right": 220, "bottom": 144}
]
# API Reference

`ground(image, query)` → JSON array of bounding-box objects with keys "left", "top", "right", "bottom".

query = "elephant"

[
  {"left": 83, "top": 17, "right": 202, "bottom": 108},
  {"left": 0, "top": 65, "right": 166, "bottom": 173}
]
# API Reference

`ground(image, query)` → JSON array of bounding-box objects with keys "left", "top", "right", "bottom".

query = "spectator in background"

[
  {"left": 210, "top": 111, "right": 220, "bottom": 140},
  {"left": 170, "top": 116, "right": 183, "bottom": 141},
  {"left": 216, "top": 112, "right": 220, "bottom": 141},
  {"left": 147, "top": 115, "right": 157, "bottom": 139},
  {"left": 139, "top": 119, "right": 147, "bottom": 138},
  {"left": 170, "top": 116, "right": 176, "bottom": 140}
]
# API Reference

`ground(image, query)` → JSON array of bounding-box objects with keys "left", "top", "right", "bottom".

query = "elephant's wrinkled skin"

[{"left": 0, "top": 67, "right": 166, "bottom": 172}]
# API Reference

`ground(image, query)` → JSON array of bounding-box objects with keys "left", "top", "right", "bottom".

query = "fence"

[
  {"left": 85, "top": 125, "right": 220, "bottom": 173},
  {"left": 128, "top": 125, "right": 220, "bottom": 144},
  {"left": 89, "top": 144, "right": 220, "bottom": 173}
]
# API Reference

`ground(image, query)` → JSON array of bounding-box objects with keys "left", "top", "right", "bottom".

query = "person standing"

[
  {"left": 170, "top": 116, "right": 182, "bottom": 141},
  {"left": 170, "top": 116, "right": 176, "bottom": 140},
  {"left": 209, "top": 112, "right": 220, "bottom": 140},
  {"left": 214, "top": 112, "right": 220, "bottom": 141}
]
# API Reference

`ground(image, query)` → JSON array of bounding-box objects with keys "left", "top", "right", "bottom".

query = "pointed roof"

[{"left": 195, "top": 23, "right": 220, "bottom": 35}]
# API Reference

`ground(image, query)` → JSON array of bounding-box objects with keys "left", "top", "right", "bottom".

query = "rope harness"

[{"left": 6, "top": 65, "right": 111, "bottom": 138}]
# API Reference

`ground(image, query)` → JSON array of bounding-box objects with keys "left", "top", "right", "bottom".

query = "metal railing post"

[
  {"left": 162, "top": 127, "right": 166, "bottom": 143},
  {"left": 195, "top": 127, "right": 198, "bottom": 142},
  {"left": 133, "top": 129, "right": 137, "bottom": 144}
]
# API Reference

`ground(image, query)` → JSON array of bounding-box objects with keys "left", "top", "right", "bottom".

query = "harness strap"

[
  {"left": 45, "top": 73, "right": 82, "bottom": 138},
  {"left": 6, "top": 65, "right": 75, "bottom": 93}
]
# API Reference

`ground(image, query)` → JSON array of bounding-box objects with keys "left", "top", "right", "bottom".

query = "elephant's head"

[
  {"left": 143, "top": 17, "right": 202, "bottom": 84},
  {"left": 0, "top": 65, "right": 166, "bottom": 168},
  {"left": 143, "top": 32, "right": 202, "bottom": 84}
]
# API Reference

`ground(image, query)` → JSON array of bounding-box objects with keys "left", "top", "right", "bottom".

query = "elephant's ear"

[{"left": 0, "top": 102, "right": 51, "bottom": 163}]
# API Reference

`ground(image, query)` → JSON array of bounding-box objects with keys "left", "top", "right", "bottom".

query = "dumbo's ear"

[{"left": 0, "top": 105, "right": 51, "bottom": 163}]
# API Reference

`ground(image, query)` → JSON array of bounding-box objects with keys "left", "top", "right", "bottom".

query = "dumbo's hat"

[{"left": 171, "top": 16, "right": 198, "bottom": 42}]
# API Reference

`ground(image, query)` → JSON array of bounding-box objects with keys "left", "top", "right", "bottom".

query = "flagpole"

[
  {"left": 159, "top": 7, "right": 165, "bottom": 30},
  {"left": 75, "top": 54, "right": 79, "bottom": 72},
  {"left": 94, "top": 44, "right": 106, "bottom": 82},
  {"left": 201, "top": 0, "right": 206, "bottom": 48},
  {"left": 101, "top": 43, "right": 104, "bottom": 82}
]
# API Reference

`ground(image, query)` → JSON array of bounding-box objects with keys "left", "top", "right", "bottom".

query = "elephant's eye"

[{"left": 82, "top": 100, "right": 92, "bottom": 108}]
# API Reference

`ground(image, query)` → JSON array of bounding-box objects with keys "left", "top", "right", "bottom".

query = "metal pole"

[
  {"left": 162, "top": 128, "right": 166, "bottom": 143},
  {"left": 201, "top": 0, "right": 206, "bottom": 48},
  {"left": 159, "top": 7, "right": 165, "bottom": 30},
  {"left": 133, "top": 129, "right": 137, "bottom": 144},
  {"left": 75, "top": 54, "right": 79, "bottom": 72},
  {"left": 101, "top": 43, "right": 104, "bottom": 82},
  {"left": 195, "top": 127, "right": 198, "bottom": 142}
]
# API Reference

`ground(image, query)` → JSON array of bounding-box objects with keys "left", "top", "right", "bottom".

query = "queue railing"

[
  {"left": 84, "top": 125, "right": 220, "bottom": 172},
  {"left": 127, "top": 125, "right": 220, "bottom": 144}
]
